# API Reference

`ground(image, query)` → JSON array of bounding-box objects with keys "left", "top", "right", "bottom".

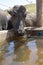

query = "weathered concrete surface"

[
  {"left": 0, "top": 30, "right": 14, "bottom": 42},
  {"left": 25, "top": 27, "right": 43, "bottom": 37},
  {"left": 25, "top": 27, "right": 43, "bottom": 30}
]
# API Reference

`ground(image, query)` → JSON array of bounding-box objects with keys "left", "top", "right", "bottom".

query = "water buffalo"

[
  {"left": 25, "top": 13, "right": 37, "bottom": 27},
  {"left": 0, "top": 9, "right": 8, "bottom": 30},
  {"left": 7, "top": 5, "right": 26, "bottom": 35}
]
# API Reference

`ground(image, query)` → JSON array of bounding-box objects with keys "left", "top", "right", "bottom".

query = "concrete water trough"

[
  {"left": 0, "top": 27, "right": 43, "bottom": 42},
  {"left": 25, "top": 27, "right": 43, "bottom": 37},
  {"left": 0, "top": 26, "right": 43, "bottom": 48}
]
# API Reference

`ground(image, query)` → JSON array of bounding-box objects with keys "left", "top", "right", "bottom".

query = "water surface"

[{"left": 0, "top": 38, "right": 43, "bottom": 65}]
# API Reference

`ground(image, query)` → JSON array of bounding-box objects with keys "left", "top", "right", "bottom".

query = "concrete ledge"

[
  {"left": 0, "top": 30, "right": 14, "bottom": 42},
  {"left": 25, "top": 27, "right": 43, "bottom": 37},
  {"left": 24, "top": 27, "right": 43, "bottom": 30}
]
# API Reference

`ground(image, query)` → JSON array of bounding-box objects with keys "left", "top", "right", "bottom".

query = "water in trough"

[{"left": 0, "top": 38, "right": 43, "bottom": 65}]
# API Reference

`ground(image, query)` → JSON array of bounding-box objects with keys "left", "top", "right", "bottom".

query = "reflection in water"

[
  {"left": 26, "top": 40, "right": 38, "bottom": 65},
  {"left": 36, "top": 39, "right": 43, "bottom": 65},
  {"left": 4, "top": 41, "right": 15, "bottom": 57},
  {"left": 0, "top": 38, "right": 43, "bottom": 65}
]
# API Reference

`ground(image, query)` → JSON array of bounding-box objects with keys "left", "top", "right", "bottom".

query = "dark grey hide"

[
  {"left": 8, "top": 5, "right": 26, "bottom": 35},
  {"left": 0, "top": 9, "right": 8, "bottom": 30},
  {"left": 25, "top": 13, "right": 36, "bottom": 27}
]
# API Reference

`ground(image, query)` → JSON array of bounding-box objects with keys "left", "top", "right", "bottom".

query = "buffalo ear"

[
  {"left": 7, "top": 10, "right": 17, "bottom": 16},
  {"left": 7, "top": 9, "right": 13, "bottom": 15}
]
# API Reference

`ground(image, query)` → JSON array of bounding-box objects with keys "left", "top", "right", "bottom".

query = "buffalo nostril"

[
  {"left": 17, "top": 29, "right": 25, "bottom": 36},
  {"left": 18, "top": 30, "right": 22, "bottom": 34}
]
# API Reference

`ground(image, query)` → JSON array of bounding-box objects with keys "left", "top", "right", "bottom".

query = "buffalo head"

[{"left": 8, "top": 5, "right": 26, "bottom": 36}]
